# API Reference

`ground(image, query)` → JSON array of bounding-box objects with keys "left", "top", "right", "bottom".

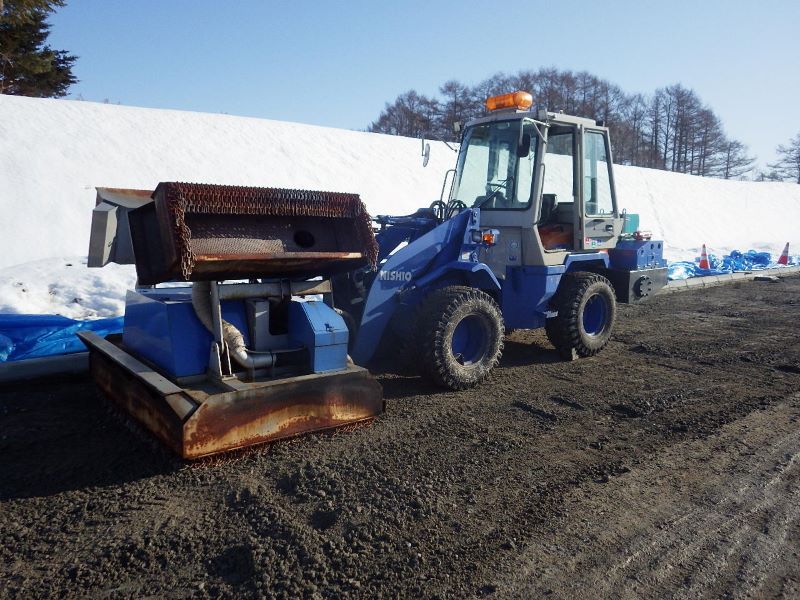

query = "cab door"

[{"left": 577, "top": 128, "right": 621, "bottom": 250}]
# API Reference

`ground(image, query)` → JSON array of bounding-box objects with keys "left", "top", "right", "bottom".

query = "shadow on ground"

[
  {"left": 499, "top": 338, "right": 562, "bottom": 367},
  {"left": 0, "top": 376, "right": 178, "bottom": 500}
]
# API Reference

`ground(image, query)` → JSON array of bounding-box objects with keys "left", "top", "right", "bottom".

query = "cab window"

[
  {"left": 451, "top": 120, "right": 537, "bottom": 210},
  {"left": 583, "top": 131, "right": 614, "bottom": 216},
  {"left": 541, "top": 129, "right": 575, "bottom": 210}
]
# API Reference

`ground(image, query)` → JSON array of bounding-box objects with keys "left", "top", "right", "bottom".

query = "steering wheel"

[
  {"left": 473, "top": 177, "right": 513, "bottom": 208},
  {"left": 474, "top": 189, "right": 505, "bottom": 208}
]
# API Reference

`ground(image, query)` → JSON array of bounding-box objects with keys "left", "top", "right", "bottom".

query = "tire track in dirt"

[{"left": 503, "top": 395, "right": 800, "bottom": 599}]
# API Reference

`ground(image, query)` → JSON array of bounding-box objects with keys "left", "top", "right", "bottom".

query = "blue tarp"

[
  {"left": 0, "top": 314, "right": 123, "bottom": 362},
  {"left": 668, "top": 249, "right": 793, "bottom": 280}
]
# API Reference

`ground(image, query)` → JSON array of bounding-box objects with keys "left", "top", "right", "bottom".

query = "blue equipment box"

[
  {"left": 123, "top": 288, "right": 250, "bottom": 378},
  {"left": 609, "top": 240, "right": 667, "bottom": 270},
  {"left": 289, "top": 301, "right": 348, "bottom": 373}
]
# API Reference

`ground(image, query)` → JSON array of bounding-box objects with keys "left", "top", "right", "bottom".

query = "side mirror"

[
  {"left": 517, "top": 133, "right": 532, "bottom": 157},
  {"left": 422, "top": 142, "right": 431, "bottom": 167}
]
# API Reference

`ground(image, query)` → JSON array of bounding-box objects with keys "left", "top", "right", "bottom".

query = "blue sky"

[{"left": 49, "top": 0, "right": 799, "bottom": 168}]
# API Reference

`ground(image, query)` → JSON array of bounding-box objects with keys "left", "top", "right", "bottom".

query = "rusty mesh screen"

[{"left": 150, "top": 182, "right": 378, "bottom": 281}]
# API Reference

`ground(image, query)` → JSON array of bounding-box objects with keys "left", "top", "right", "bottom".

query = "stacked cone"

[
  {"left": 699, "top": 244, "right": 710, "bottom": 270},
  {"left": 778, "top": 242, "right": 790, "bottom": 265}
]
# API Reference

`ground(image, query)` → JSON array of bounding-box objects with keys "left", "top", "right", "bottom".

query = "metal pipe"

[
  {"left": 215, "top": 280, "right": 331, "bottom": 301},
  {"left": 208, "top": 280, "right": 224, "bottom": 345},
  {"left": 192, "top": 282, "right": 275, "bottom": 370}
]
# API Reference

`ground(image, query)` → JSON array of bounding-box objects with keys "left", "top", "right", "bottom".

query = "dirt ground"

[{"left": 2, "top": 276, "right": 799, "bottom": 599}]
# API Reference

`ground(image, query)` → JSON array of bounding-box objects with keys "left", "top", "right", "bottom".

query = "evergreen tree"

[
  {"left": 0, "top": 0, "right": 77, "bottom": 97},
  {"left": 767, "top": 133, "right": 800, "bottom": 184}
]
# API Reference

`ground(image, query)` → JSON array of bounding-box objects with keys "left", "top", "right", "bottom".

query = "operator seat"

[
  {"left": 537, "top": 193, "right": 573, "bottom": 250},
  {"left": 540, "top": 193, "right": 557, "bottom": 224}
]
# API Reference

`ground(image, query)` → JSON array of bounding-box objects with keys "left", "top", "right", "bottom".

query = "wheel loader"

[
  {"left": 81, "top": 90, "right": 666, "bottom": 458},
  {"left": 334, "top": 90, "right": 667, "bottom": 388}
]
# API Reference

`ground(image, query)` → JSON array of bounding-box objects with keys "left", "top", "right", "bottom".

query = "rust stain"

[
  {"left": 100, "top": 187, "right": 153, "bottom": 198},
  {"left": 195, "top": 252, "right": 364, "bottom": 262},
  {"left": 86, "top": 338, "right": 384, "bottom": 460},
  {"left": 183, "top": 373, "right": 383, "bottom": 458}
]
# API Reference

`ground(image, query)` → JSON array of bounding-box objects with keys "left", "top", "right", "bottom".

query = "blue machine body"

[
  {"left": 124, "top": 288, "right": 250, "bottom": 378},
  {"left": 608, "top": 240, "right": 667, "bottom": 270},
  {"left": 122, "top": 210, "right": 664, "bottom": 376},
  {"left": 501, "top": 266, "right": 563, "bottom": 330},
  {"left": 288, "top": 301, "right": 348, "bottom": 373},
  {"left": 350, "top": 207, "right": 647, "bottom": 365},
  {"left": 124, "top": 289, "right": 348, "bottom": 378}
]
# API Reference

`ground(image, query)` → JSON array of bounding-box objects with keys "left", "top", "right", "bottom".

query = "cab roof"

[{"left": 465, "top": 108, "right": 601, "bottom": 130}]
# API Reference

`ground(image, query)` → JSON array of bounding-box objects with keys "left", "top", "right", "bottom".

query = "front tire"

[
  {"left": 417, "top": 286, "right": 504, "bottom": 390},
  {"left": 545, "top": 272, "right": 616, "bottom": 360}
]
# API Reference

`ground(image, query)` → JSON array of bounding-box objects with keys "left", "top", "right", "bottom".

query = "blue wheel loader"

[
  {"left": 81, "top": 90, "right": 666, "bottom": 458},
  {"left": 334, "top": 90, "right": 667, "bottom": 389}
]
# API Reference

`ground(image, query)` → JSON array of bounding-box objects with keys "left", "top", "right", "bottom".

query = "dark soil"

[{"left": 2, "top": 276, "right": 799, "bottom": 599}]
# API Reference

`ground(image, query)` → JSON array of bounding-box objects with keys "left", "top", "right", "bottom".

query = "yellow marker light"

[
  {"left": 482, "top": 231, "right": 496, "bottom": 245},
  {"left": 485, "top": 91, "right": 533, "bottom": 112}
]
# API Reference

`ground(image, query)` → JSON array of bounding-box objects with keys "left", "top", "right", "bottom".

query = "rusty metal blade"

[{"left": 79, "top": 332, "right": 384, "bottom": 460}]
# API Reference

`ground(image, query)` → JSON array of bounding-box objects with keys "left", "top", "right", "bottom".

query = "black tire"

[
  {"left": 334, "top": 308, "right": 358, "bottom": 353},
  {"left": 417, "top": 286, "right": 504, "bottom": 390},
  {"left": 385, "top": 303, "right": 421, "bottom": 375},
  {"left": 545, "top": 272, "right": 616, "bottom": 360}
]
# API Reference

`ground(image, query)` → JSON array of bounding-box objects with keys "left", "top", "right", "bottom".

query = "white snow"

[
  {"left": 1, "top": 94, "right": 799, "bottom": 319},
  {"left": 0, "top": 257, "right": 135, "bottom": 319},
  {"left": 614, "top": 166, "right": 800, "bottom": 262}
]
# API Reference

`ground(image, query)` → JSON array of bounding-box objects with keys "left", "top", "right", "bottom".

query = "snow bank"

[
  {"left": 0, "top": 94, "right": 455, "bottom": 269},
  {"left": 614, "top": 165, "right": 800, "bottom": 262},
  {"left": 0, "top": 257, "right": 135, "bottom": 319},
  {"left": 1, "top": 94, "right": 799, "bottom": 319}
]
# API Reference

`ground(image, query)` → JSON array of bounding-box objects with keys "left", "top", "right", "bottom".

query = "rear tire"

[
  {"left": 545, "top": 272, "right": 616, "bottom": 360},
  {"left": 417, "top": 286, "right": 504, "bottom": 390},
  {"left": 334, "top": 308, "right": 358, "bottom": 353}
]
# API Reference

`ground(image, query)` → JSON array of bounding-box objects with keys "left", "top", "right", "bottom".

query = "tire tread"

[
  {"left": 417, "top": 286, "right": 503, "bottom": 390},
  {"left": 545, "top": 271, "right": 616, "bottom": 359}
]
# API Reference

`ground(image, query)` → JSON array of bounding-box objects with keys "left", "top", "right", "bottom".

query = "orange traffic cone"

[
  {"left": 778, "top": 242, "right": 790, "bottom": 265},
  {"left": 699, "top": 244, "right": 710, "bottom": 270}
]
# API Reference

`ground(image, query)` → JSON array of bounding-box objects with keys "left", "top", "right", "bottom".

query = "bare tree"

[
  {"left": 718, "top": 140, "right": 754, "bottom": 179},
  {"left": 367, "top": 68, "right": 755, "bottom": 180},
  {"left": 367, "top": 90, "right": 439, "bottom": 139},
  {"left": 767, "top": 133, "right": 800, "bottom": 184},
  {"left": 437, "top": 80, "right": 476, "bottom": 140}
]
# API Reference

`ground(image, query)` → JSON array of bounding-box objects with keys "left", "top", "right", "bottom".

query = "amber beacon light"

[{"left": 485, "top": 91, "right": 533, "bottom": 112}]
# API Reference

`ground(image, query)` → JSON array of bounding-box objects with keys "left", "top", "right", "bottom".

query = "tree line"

[{"left": 368, "top": 68, "right": 800, "bottom": 183}]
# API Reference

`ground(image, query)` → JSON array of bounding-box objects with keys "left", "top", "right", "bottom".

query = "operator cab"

[{"left": 447, "top": 91, "right": 622, "bottom": 271}]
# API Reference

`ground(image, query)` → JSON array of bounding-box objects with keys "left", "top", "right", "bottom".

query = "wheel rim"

[
  {"left": 451, "top": 314, "right": 490, "bottom": 366},
  {"left": 582, "top": 293, "right": 608, "bottom": 336}
]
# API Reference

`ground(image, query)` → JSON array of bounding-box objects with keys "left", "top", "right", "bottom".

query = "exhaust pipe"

[{"left": 191, "top": 281, "right": 274, "bottom": 370}]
